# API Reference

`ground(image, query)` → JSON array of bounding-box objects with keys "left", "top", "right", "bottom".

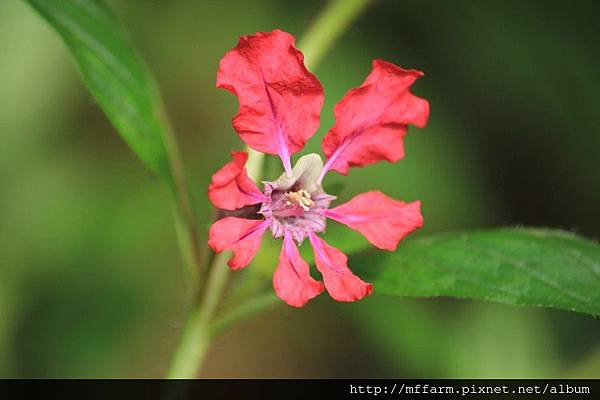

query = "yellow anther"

[{"left": 284, "top": 189, "right": 314, "bottom": 211}]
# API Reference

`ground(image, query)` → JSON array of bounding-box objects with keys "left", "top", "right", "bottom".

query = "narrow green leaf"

[
  {"left": 353, "top": 228, "right": 600, "bottom": 316},
  {"left": 27, "top": 0, "right": 172, "bottom": 183}
]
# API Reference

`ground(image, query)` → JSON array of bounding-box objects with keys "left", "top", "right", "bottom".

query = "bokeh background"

[{"left": 1, "top": 0, "right": 599, "bottom": 378}]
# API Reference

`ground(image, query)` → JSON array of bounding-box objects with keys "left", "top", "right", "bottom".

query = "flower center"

[
  {"left": 259, "top": 153, "right": 336, "bottom": 242},
  {"left": 284, "top": 189, "right": 314, "bottom": 211}
]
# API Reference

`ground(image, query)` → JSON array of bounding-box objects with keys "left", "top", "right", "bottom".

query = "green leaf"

[
  {"left": 353, "top": 228, "right": 600, "bottom": 316},
  {"left": 26, "top": 0, "right": 173, "bottom": 183}
]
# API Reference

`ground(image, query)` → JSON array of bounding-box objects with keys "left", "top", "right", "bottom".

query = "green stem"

[
  {"left": 166, "top": 0, "right": 372, "bottom": 378},
  {"left": 299, "top": 0, "right": 373, "bottom": 70},
  {"left": 166, "top": 253, "right": 229, "bottom": 379},
  {"left": 160, "top": 110, "right": 204, "bottom": 286},
  {"left": 166, "top": 150, "right": 264, "bottom": 378},
  {"left": 243, "top": 148, "right": 263, "bottom": 181},
  {"left": 211, "top": 292, "right": 280, "bottom": 337}
]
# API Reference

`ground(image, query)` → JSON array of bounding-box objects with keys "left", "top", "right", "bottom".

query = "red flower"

[{"left": 208, "top": 30, "right": 429, "bottom": 307}]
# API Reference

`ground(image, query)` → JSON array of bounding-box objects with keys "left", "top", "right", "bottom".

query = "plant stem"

[
  {"left": 166, "top": 253, "right": 229, "bottom": 379},
  {"left": 244, "top": 147, "right": 264, "bottom": 181},
  {"left": 166, "top": 0, "right": 373, "bottom": 378},
  {"left": 159, "top": 105, "right": 204, "bottom": 285},
  {"left": 299, "top": 0, "right": 373, "bottom": 70},
  {"left": 210, "top": 292, "right": 280, "bottom": 337},
  {"left": 166, "top": 149, "right": 265, "bottom": 378}
]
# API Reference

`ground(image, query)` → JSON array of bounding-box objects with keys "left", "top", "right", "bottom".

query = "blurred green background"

[{"left": 1, "top": 0, "right": 599, "bottom": 378}]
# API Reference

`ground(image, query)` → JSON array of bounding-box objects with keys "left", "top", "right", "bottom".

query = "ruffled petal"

[
  {"left": 217, "top": 30, "right": 324, "bottom": 173},
  {"left": 208, "top": 217, "right": 269, "bottom": 269},
  {"left": 273, "top": 233, "right": 324, "bottom": 307},
  {"left": 208, "top": 151, "right": 265, "bottom": 210},
  {"left": 308, "top": 233, "right": 372, "bottom": 302},
  {"left": 320, "top": 60, "right": 429, "bottom": 180},
  {"left": 324, "top": 191, "right": 423, "bottom": 251}
]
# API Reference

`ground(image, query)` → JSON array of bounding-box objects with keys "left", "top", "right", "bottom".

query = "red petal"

[
  {"left": 273, "top": 233, "right": 324, "bottom": 307},
  {"left": 208, "top": 217, "right": 269, "bottom": 269},
  {"left": 217, "top": 30, "right": 324, "bottom": 173},
  {"left": 308, "top": 233, "right": 373, "bottom": 302},
  {"left": 208, "top": 151, "right": 265, "bottom": 210},
  {"left": 320, "top": 60, "right": 429, "bottom": 179},
  {"left": 324, "top": 191, "right": 423, "bottom": 251}
]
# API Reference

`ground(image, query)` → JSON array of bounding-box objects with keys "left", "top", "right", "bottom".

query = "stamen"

[{"left": 284, "top": 189, "right": 314, "bottom": 211}]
